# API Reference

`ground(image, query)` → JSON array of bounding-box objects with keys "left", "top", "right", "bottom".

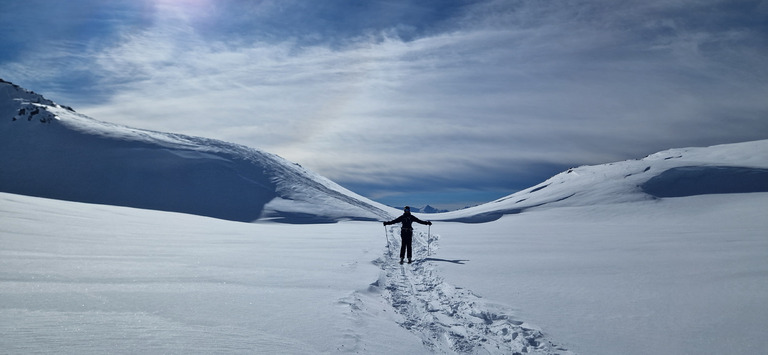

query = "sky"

[{"left": 2, "top": 0, "right": 767, "bottom": 210}]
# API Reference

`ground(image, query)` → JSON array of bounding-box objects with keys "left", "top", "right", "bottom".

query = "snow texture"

[
  {"left": 434, "top": 139, "right": 768, "bottom": 223},
  {"left": 0, "top": 79, "right": 395, "bottom": 223},
  {"left": 2, "top": 79, "right": 768, "bottom": 354},
  {"left": 2, "top": 191, "right": 767, "bottom": 354},
  {"left": 3, "top": 79, "right": 768, "bottom": 225},
  {"left": 364, "top": 226, "right": 571, "bottom": 354}
]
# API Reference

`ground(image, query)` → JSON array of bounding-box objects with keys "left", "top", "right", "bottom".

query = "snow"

[
  {"left": 2, "top": 191, "right": 767, "bottom": 354},
  {"left": 3, "top": 78, "right": 767, "bottom": 224},
  {"left": 0, "top": 79, "right": 396, "bottom": 224},
  {"left": 434, "top": 140, "right": 768, "bottom": 223},
  {"left": 438, "top": 195, "right": 768, "bottom": 354},
  {"left": 0, "top": 193, "right": 399, "bottom": 353},
  {"left": 2, "top": 79, "right": 768, "bottom": 353}
]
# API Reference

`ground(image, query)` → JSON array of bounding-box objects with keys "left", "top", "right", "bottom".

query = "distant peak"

[
  {"left": 11, "top": 103, "right": 58, "bottom": 123},
  {"left": 0, "top": 79, "right": 75, "bottom": 114}
]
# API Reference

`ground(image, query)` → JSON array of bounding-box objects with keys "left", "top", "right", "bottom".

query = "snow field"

[
  {"left": 2, "top": 191, "right": 767, "bottom": 354},
  {"left": 3, "top": 78, "right": 768, "bottom": 354},
  {"left": 0, "top": 193, "right": 394, "bottom": 353},
  {"left": 364, "top": 226, "right": 571, "bottom": 354},
  {"left": 1, "top": 192, "right": 573, "bottom": 354},
  {"left": 437, "top": 194, "right": 768, "bottom": 354}
]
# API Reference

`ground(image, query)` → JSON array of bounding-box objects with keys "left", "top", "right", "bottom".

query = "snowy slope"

[
  {"left": 3, "top": 80, "right": 767, "bottom": 225},
  {"left": 437, "top": 194, "right": 768, "bottom": 355},
  {"left": 2, "top": 80, "right": 768, "bottom": 354},
  {"left": 2, "top": 190, "right": 767, "bottom": 354},
  {"left": 437, "top": 139, "right": 768, "bottom": 222},
  {"left": 0, "top": 79, "right": 395, "bottom": 223},
  {"left": 0, "top": 191, "right": 574, "bottom": 354}
]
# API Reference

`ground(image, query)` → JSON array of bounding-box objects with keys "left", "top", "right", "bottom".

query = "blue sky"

[{"left": 2, "top": 0, "right": 767, "bottom": 210}]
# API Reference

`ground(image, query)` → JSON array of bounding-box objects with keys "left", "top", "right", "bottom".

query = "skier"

[{"left": 383, "top": 206, "right": 432, "bottom": 264}]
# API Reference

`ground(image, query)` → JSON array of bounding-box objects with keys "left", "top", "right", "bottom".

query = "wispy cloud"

[{"left": 2, "top": 0, "right": 767, "bottom": 208}]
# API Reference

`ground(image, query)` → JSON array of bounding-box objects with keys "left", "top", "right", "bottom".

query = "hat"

[{"left": 404, "top": 206, "right": 410, "bottom": 212}]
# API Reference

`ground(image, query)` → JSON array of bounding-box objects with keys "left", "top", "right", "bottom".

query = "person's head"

[{"left": 404, "top": 206, "right": 411, "bottom": 214}]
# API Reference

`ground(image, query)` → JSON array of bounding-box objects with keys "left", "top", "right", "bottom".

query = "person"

[{"left": 383, "top": 206, "right": 432, "bottom": 264}]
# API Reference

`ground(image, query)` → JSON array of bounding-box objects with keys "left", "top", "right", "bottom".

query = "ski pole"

[
  {"left": 427, "top": 224, "right": 431, "bottom": 257},
  {"left": 383, "top": 224, "right": 390, "bottom": 256}
]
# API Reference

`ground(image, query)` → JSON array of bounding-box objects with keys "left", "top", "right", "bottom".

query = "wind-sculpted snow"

[
  {"left": 341, "top": 226, "right": 571, "bottom": 354},
  {"left": 0, "top": 79, "right": 394, "bottom": 223},
  {"left": 641, "top": 166, "right": 768, "bottom": 197},
  {"left": 3, "top": 79, "right": 768, "bottom": 224},
  {"left": 435, "top": 140, "right": 768, "bottom": 223}
]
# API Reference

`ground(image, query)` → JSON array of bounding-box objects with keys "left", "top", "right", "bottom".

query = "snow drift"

[
  {"left": 437, "top": 139, "right": 768, "bottom": 222},
  {"left": 2, "top": 79, "right": 767, "bottom": 224},
  {"left": 2, "top": 79, "right": 768, "bottom": 354},
  {"left": 0, "top": 79, "right": 394, "bottom": 223}
]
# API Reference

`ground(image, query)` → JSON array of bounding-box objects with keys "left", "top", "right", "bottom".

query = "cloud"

[{"left": 2, "top": 0, "right": 767, "bottom": 208}]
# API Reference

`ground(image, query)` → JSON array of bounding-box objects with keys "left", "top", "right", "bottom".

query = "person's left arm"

[{"left": 413, "top": 215, "right": 432, "bottom": 225}]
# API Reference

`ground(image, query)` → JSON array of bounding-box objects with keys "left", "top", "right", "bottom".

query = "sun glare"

[{"left": 154, "top": 0, "right": 214, "bottom": 21}]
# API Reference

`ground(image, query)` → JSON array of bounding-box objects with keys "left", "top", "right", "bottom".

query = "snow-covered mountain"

[
  {"left": 393, "top": 205, "right": 450, "bottom": 214},
  {"left": 0, "top": 79, "right": 395, "bottom": 223},
  {"left": 2, "top": 79, "right": 768, "bottom": 354},
  {"left": 2, "top": 79, "right": 767, "bottom": 224},
  {"left": 438, "top": 139, "right": 768, "bottom": 222}
]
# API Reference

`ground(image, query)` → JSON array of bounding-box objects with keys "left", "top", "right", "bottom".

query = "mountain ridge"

[
  {"left": 433, "top": 139, "right": 768, "bottom": 222},
  {"left": 0, "top": 79, "right": 395, "bottom": 223},
  {"left": 2, "top": 79, "right": 767, "bottom": 224}
]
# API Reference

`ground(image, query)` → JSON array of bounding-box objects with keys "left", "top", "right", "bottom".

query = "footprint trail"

[{"left": 354, "top": 226, "right": 572, "bottom": 354}]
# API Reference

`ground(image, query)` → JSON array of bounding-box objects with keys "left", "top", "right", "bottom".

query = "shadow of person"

[{"left": 423, "top": 258, "right": 469, "bottom": 264}]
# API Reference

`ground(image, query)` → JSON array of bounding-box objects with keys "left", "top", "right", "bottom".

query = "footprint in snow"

[{"left": 346, "top": 227, "right": 573, "bottom": 354}]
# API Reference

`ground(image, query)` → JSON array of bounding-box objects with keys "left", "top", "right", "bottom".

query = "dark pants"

[{"left": 400, "top": 228, "right": 413, "bottom": 260}]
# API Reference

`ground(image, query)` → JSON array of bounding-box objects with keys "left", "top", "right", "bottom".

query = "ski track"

[{"left": 343, "top": 226, "right": 572, "bottom": 354}]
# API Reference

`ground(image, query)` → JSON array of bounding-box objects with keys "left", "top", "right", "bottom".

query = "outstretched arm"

[
  {"left": 413, "top": 215, "right": 432, "bottom": 225},
  {"left": 383, "top": 214, "right": 405, "bottom": 226}
]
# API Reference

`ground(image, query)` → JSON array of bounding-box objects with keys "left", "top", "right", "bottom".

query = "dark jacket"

[{"left": 384, "top": 212, "right": 431, "bottom": 230}]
